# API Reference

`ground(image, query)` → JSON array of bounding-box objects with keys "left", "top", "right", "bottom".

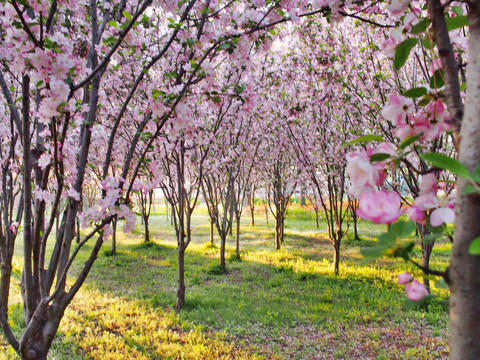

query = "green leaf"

[
  {"left": 123, "top": 11, "right": 132, "bottom": 20},
  {"left": 404, "top": 295, "right": 434, "bottom": 311},
  {"left": 108, "top": 20, "right": 118, "bottom": 28},
  {"left": 403, "top": 87, "right": 427, "bottom": 99},
  {"left": 421, "top": 37, "right": 434, "bottom": 50},
  {"left": 435, "top": 278, "right": 449, "bottom": 289},
  {"left": 410, "top": 19, "right": 428, "bottom": 35},
  {"left": 460, "top": 82, "right": 467, "bottom": 91},
  {"left": 446, "top": 15, "right": 468, "bottom": 31},
  {"left": 360, "top": 233, "right": 394, "bottom": 260},
  {"left": 369, "top": 153, "right": 391, "bottom": 162},
  {"left": 399, "top": 133, "right": 422, "bottom": 150},
  {"left": 472, "top": 166, "right": 480, "bottom": 183},
  {"left": 418, "top": 96, "right": 432, "bottom": 106},
  {"left": 393, "top": 241, "right": 416, "bottom": 260},
  {"left": 394, "top": 38, "right": 418, "bottom": 70},
  {"left": 469, "top": 236, "right": 480, "bottom": 255},
  {"left": 361, "top": 245, "right": 388, "bottom": 259},
  {"left": 420, "top": 152, "right": 472, "bottom": 180},
  {"left": 220, "top": 42, "right": 232, "bottom": 49},
  {"left": 430, "top": 69, "right": 445, "bottom": 89},
  {"left": 390, "top": 221, "right": 416, "bottom": 238},
  {"left": 462, "top": 184, "right": 478, "bottom": 195},
  {"left": 422, "top": 233, "right": 443, "bottom": 244},
  {"left": 452, "top": 6, "right": 464, "bottom": 16},
  {"left": 341, "top": 134, "right": 384, "bottom": 148},
  {"left": 427, "top": 222, "right": 447, "bottom": 235}
]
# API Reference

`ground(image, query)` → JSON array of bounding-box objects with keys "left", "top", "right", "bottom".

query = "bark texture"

[{"left": 448, "top": 4, "right": 480, "bottom": 358}]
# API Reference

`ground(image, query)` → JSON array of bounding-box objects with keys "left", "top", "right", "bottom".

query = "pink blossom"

[
  {"left": 407, "top": 205, "right": 426, "bottom": 224},
  {"left": 430, "top": 206, "right": 455, "bottom": 227},
  {"left": 382, "top": 93, "right": 413, "bottom": 127},
  {"left": 9, "top": 222, "right": 19, "bottom": 235},
  {"left": 38, "top": 153, "right": 52, "bottom": 170},
  {"left": 103, "top": 224, "right": 113, "bottom": 238},
  {"left": 67, "top": 188, "right": 80, "bottom": 201},
  {"left": 405, "top": 280, "right": 429, "bottom": 301},
  {"left": 413, "top": 192, "right": 439, "bottom": 211},
  {"left": 356, "top": 190, "right": 404, "bottom": 224},
  {"left": 377, "top": 142, "right": 398, "bottom": 157},
  {"left": 386, "top": 0, "right": 411, "bottom": 15},
  {"left": 346, "top": 150, "right": 380, "bottom": 188},
  {"left": 28, "top": 48, "right": 51, "bottom": 70},
  {"left": 397, "top": 271, "right": 413, "bottom": 285},
  {"left": 419, "top": 173, "right": 437, "bottom": 194}
]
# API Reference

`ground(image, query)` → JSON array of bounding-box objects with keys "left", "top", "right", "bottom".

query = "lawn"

[{"left": 1, "top": 204, "right": 450, "bottom": 359}]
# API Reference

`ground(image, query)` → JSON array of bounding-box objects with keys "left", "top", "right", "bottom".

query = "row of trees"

[{"left": 0, "top": 0, "right": 477, "bottom": 358}]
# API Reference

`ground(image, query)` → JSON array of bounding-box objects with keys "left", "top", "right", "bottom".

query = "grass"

[{"left": 0, "top": 204, "right": 450, "bottom": 359}]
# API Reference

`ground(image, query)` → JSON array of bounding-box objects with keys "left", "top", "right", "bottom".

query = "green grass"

[{"left": 0, "top": 204, "right": 449, "bottom": 359}]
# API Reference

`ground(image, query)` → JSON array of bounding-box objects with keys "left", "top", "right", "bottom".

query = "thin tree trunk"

[
  {"left": 419, "top": 224, "right": 434, "bottom": 292},
  {"left": 249, "top": 186, "right": 255, "bottom": 226},
  {"left": 353, "top": 216, "right": 359, "bottom": 240},
  {"left": 280, "top": 215, "right": 284, "bottom": 243},
  {"left": 300, "top": 190, "right": 306, "bottom": 206},
  {"left": 333, "top": 241, "right": 340, "bottom": 276},
  {"left": 175, "top": 246, "right": 185, "bottom": 311},
  {"left": 235, "top": 213, "right": 240, "bottom": 257},
  {"left": 76, "top": 217, "right": 80, "bottom": 244},
  {"left": 210, "top": 220, "right": 214, "bottom": 245},
  {"left": 275, "top": 220, "right": 280, "bottom": 251},
  {"left": 220, "top": 235, "right": 226, "bottom": 272},
  {"left": 265, "top": 205, "right": 268, "bottom": 225},
  {"left": 112, "top": 217, "right": 117, "bottom": 255},
  {"left": 143, "top": 214, "right": 150, "bottom": 242}
]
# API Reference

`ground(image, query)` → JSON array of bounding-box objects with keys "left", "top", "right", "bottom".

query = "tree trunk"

[
  {"left": 175, "top": 246, "right": 185, "bottom": 311},
  {"left": 220, "top": 235, "right": 226, "bottom": 272},
  {"left": 300, "top": 190, "right": 306, "bottom": 206},
  {"left": 449, "top": 4, "right": 480, "bottom": 358},
  {"left": 249, "top": 187, "right": 255, "bottom": 226},
  {"left": 75, "top": 217, "right": 80, "bottom": 244},
  {"left": 275, "top": 220, "right": 280, "bottom": 251},
  {"left": 353, "top": 216, "right": 360, "bottom": 240},
  {"left": 333, "top": 241, "right": 340, "bottom": 276},
  {"left": 315, "top": 211, "right": 319, "bottom": 228},
  {"left": 235, "top": 213, "right": 240, "bottom": 257},
  {"left": 280, "top": 215, "right": 284, "bottom": 243},
  {"left": 265, "top": 206, "right": 268, "bottom": 225},
  {"left": 419, "top": 224, "right": 434, "bottom": 292},
  {"left": 112, "top": 217, "right": 117, "bottom": 255},
  {"left": 143, "top": 214, "right": 150, "bottom": 243},
  {"left": 210, "top": 220, "right": 214, "bottom": 245}
]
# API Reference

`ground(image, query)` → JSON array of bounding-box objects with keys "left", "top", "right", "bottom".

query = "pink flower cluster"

[
  {"left": 382, "top": 94, "right": 451, "bottom": 141},
  {"left": 397, "top": 271, "right": 429, "bottom": 301},
  {"left": 346, "top": 149, "right": 403, "bottom": 224},
  {"left": 9, "top": 222, "right": 19, "bottom": 235},
  {"left": 346, "top": 149, "right": 385, "bottom": 197},
  {"left": 407, "top": 174, "right": 455, "bottom": 227}
]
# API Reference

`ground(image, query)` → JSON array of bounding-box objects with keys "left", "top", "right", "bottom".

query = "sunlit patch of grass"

[{"left": 58, "top": 289, "right": 269, "bottom": 360}]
